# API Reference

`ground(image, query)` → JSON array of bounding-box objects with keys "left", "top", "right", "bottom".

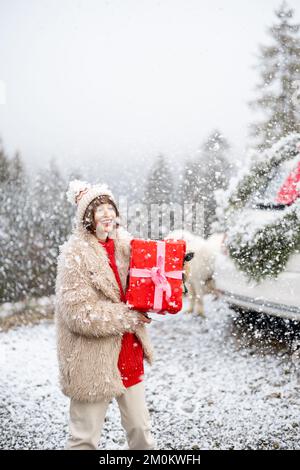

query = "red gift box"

[{"left": 125, "top": 238, "right": 186, "bottom": 314}]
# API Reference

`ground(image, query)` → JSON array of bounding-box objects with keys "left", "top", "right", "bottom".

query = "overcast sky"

[{"left": 0, "top": 0, "right": 299, "bottom": 180}]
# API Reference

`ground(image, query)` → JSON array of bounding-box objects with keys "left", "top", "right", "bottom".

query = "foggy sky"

[{"left": 0, "top": 0, "right": 299, "bottom": 179}]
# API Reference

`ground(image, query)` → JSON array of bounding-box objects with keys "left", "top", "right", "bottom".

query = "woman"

[{"left": 55, "top": 180, "right": 156, "bottom": 450}]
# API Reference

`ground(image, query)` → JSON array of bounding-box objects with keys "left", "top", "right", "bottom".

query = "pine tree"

[
  {"left": 0, "top": 140, "right": 10, "bottom": 232},
  {"left": 180, "top": 131, "right": 232, "bottom": 237},
  {"left": 25, "top": 158, "right": 75, "bottom": 299},
  {"left": 0, "top": 151, "right": 29, "bottom": 302},
  {"left": 144, "top": 154, "right": 173, "bottom": 204},
  {"left": 177, "top": 158, "right": 205, "bottom": 236},
  {"left": 200, "top": 130, "right": 232, "bottom": 235},
  {"left": 0, "top": 139, "right": 9, "bottom": 185},
  {"left": 0, "top": 152, "right": 76, "bottom": 303},
  {"left": 8, "top": 151, "right": 26, "bottom": 187},
  {"left": 143, "top": 154, "right": 174, "bottom": 239},
  {"left": 249, "top": 1, "right": 300, "bottom": 150},
  {"left": 179, "top": 159, "right": 202, "bottom": 204}
]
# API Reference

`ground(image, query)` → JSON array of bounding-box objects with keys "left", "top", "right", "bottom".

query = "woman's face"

[{"left": 93, "top": 202, "right": 117, "bottom": 236}]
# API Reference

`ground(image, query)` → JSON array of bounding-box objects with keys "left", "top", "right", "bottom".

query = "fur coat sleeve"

[{"left": 55, "top": 238, "right": 141, "bottom": 338}]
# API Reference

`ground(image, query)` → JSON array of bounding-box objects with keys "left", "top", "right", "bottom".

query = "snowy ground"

[{"left": 0, "top": 296, "right": 299, "bottom": 450}]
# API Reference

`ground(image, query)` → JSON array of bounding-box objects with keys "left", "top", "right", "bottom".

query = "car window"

[{"left": 249, "top": 155, "right": 300, "bottom": 206}]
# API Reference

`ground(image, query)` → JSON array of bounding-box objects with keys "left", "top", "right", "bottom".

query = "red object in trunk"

[{"left": 276, "top": 160, "right": 300, "bottom": 205}]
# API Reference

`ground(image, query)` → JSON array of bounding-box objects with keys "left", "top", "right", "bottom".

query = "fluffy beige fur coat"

[{"left": 54, "top": 223, "right": 154, "bottom": 403}]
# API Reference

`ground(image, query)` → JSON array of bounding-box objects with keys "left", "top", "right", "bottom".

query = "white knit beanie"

[{"left": 66, "top": 179, "right": 118, "bottom": 231}]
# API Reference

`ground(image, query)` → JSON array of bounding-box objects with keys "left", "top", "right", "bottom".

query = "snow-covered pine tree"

[
  {"left": 143, "top": 154, "right": 174, "bottom": 239},
  {"left": 0, "top": 151, "right": 77, "bottom": 303},
  {"left": 24, "top": 159, "right": 75, "bottom": 300},
  {"left": 177, "top": 157, "right": 204, "bottom": 236},
  {"left": 0, "top": 139, "right": 9, "bottom": 185},
  {"left": 0, "top": 140, "right": 10, "bottom": 239},
  {"left": 200, "top": 131, "right": 232, "bottom": 235},
  {"left": 249, "top": 1, "right": 300, "bottom": 150},
  {"left": 179, "top": 158, "right": 202, "bottom": 204},
  {"left": 0, "top": 151, "right": 29, "bottom": 302},
  {"left": 180, "top": 130, "right": 232, "bottom": 237}
]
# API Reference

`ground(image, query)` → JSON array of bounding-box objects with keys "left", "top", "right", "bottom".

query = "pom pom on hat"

[
  {"left": 92, "top": 182, "right": 116, "bottom": 204},
  {"left": 66, "top": 179, "right": 91, "bottom": 205}
]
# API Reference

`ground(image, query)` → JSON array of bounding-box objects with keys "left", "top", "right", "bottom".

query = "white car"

[{"left": 215, "top": 157, "right": 300, "bottom": 321}]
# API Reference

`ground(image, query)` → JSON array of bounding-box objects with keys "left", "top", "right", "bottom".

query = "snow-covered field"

[{"left": 0, "top": 296, "right": 299, "bottom": 450}]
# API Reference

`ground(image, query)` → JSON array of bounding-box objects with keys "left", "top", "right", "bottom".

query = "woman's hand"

[{"left": 135, "top": 310, "right": 152, "bottom": 324}]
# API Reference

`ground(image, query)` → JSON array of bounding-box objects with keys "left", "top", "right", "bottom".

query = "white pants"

[{"left": 65, "top": 381, "right": 156, "bottom": 450}]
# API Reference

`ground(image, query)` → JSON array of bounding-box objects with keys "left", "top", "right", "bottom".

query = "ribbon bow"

[{"left": 150, "top": 254, "right": 172, "bottom": 300}]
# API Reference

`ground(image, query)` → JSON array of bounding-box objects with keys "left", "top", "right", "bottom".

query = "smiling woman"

[
  {"left": 83, "top": 194, "right": 120, "bottom": 236},
  {"left": 55, "top": 180, "right": 156, "bottom": 450}
]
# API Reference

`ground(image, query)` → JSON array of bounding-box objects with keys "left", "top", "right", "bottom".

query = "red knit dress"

[{"left": 98, "top": 236, "right": 144, "bottom": 388}]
